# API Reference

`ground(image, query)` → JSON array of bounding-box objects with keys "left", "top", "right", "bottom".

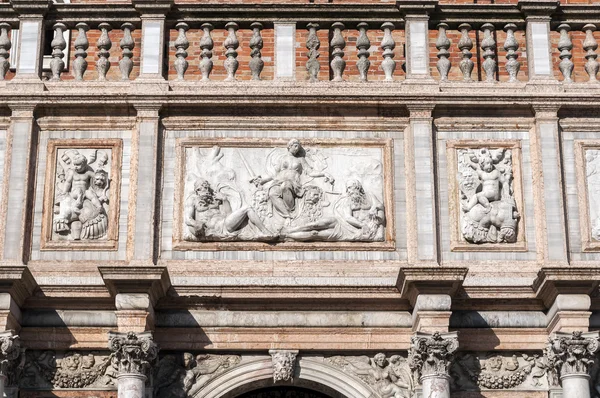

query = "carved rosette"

[
  {"left": 480, "top": 23, "right": 496, "bottom": 83},
  {"left": 50, "top": 23, "right": 67, "bottom": 81},
  {"left": 199, "top": 23, "right": 214, "bottom": 81},
  {"left": 0, "top": 23, "right": 11, "bottom": 81},
  {"left": 546, "top": 331, "right": 600, "bottom": 382},
  {"left": 583, "top": 24, "right": 599, "bottom": 82},
  {"left": 223, "top": 22, "right": 239, "bottom": 82},
  {"left": 356, "top": 22, "right": 371, "bottom": 82},
  {"left": 306, "top": 23, "right": 320, "bottom": 82},
  {"left": 73, "top": 23, "right": 90, "bottom": 81},
  {"left": 119, "top": 23, "right": 135, "bottom": 81},
  {"left": 174, "top": 22, "right": 189, "bottom": 81},
  {"left": 409, "top": 332, "right": 459, "bottom": 381},
  {"left": 380, "top": 22, "right": 395, "bottom": 82},
  {"left": 270, "top": 350, "right": 298, "bottom": 382},
  {"left": 557, "top": 24, "right": 573, "bottom": 83},
  {"left": 503, "top": 23, "right": 520, "bottom": 83},
  {"left": 108, "top": 332, "right": 158, "bottom": 377},
  {"left": 249, "top": 22, "right": 264, "bottom": 81},
  {"left": 457, "top": 23, "right": 473, "bottom": 82},
  {"left": 436, "top": 23, "right": 451, "bottom": 82},
  {"left": 0, "top": 332, "right": 22, "bottom": 386},
  {"left": 96, "top": 23, "right": 112, "bottom": 81},
  {"left": 330, "top": 22, "right": 346, "bottom": 82}
]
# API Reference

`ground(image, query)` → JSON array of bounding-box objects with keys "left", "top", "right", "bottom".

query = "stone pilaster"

[
  {"left": 518, "top": 0, "right": 558, "bottom": 82},
  {"left": 0, "top": 331, "right": 24, "bottom": 398},
  {"left": 108, "top": 331, "right": 158, "bottom": 398},
  {"left": 408, "top": 331, "right": 458, "bottom": 398},
  {"left": 546, "top": 294, "right": 592, "bottom": 334},
  {"left": 546, "top": 331, "right": 600, "bottom": 398},
  {"left": 397, "top": 0, "right": 437, "bottom": 82}
]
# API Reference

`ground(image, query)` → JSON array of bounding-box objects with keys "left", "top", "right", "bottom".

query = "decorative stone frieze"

[
  {"left": 249, "top": 22, "right": 264, "bottom": 81},
  {"left": 20, "top": 351, "right": 117, "bottom": 389},
  {"left": 457, "top": 23, "right": 473, "bottom": 82},
  {"left": 330, "top": 22, "right": 346, "bottom": 82},
  {"left": 380, "top": 22, "right": 395, "bottom": 81},
  {"left": 199, "top": 23, "right": 214, "bottom": 81},
  {"left": 356, "top": 22, "right": 370, "bottom": 82},
  {"left": 270, "top": 350, "right": 298, "bottom": 382},
  {"left": 557, "top": 24, "right": 573, "bottom": 83},
  {"left": 108, "top": 331, "right": 158, "bottom": 376},
  {"left": 119, "top": 23, "right": 135, "bottom": 81},
  {"left": 409, "top": 332, "right": 458, "bottom": 398},
  {"left": 305, "top": 23, "right": 320, "bottom": 82},
  {"left": 174, "top": 22, "right": 189, "bottom": 81},
  {"left": 326, "top": 353, "right": 414, "bottom": 398},
  {"left": 0, "top": 331, "right": 23, "bottom": 392},
  {"left": 41, "top": 141, "right": 122, "bottom": 249},
  {"left": 481, "top": 23, "right": 496, "bottom": 82},
  {"left": 436, "top": 23, "right": 451, "bottom": 82},
  {"left": 49, "top": 23, "right": 66, "bottom": 81},
  {"left": 174, "top": 138, "right": 392, "bottom": 249},
  {"left": 223, "top": 22, "right": 239, "bottom": 82},
  {"left": 153, "top": 353, "right": 241, "bottom": 398},
  {"left": 73, "top": 22, "right": 89, "bottom": 80},
  {"left": 96, "top": 23, "right": 112, "bottom": 81}
]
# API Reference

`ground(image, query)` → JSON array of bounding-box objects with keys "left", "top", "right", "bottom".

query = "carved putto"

[
  {"left": 451, "top": 352, "right": 549, "bottom": 391},
  {"left": 153, "top": 352, "right": 241, "bottom": 398},
  {"left": 457, "top": 147, "right": 520, "bottom": 244},
  {"left": 408, "top": 332, "right": 458, "bottom": 381},
  {"left": 326, "top": 353, "right": 414, "bottom": 398},
  {"left": 52, "top": 148, "right": 111, "bottom": 241},
  {"left": 546, "top": 331, "right": 600, "bottom": 384},
  {"left": 180, "top": 140, "right": 387, "bottom": 244},
  {"left": 270, "top": 350, "right": 298, "bottom": 382},
  {"left": 20, "top": 351, "right": 117, "bottom": 389},
  {"left": 108, "top": 331, "right": 158, "bottom": 376}
]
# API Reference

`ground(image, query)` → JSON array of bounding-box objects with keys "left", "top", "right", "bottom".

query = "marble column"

[
  {"left": 108, "top": 331, "right": 158, "bottom": 398},
  {"left": 0, "top": 331, "right": 23, "bottom": 398},
  {"left": 546, "top": 331, "right": 600, "bottom": 398},
  {"left": 409, "top": 331, "right": 458, "bottom": 398}
]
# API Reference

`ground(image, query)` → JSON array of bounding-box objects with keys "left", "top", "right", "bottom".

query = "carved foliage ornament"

[
  {"left": 270, "top": 350, "right": 298, "bottom": 382},
  {"left": 154, "top": 352, "right": 241, "bottom": 398},
  {"left": 325, "top": 353, "right": 414, "bottom": 398},
  {"left": 457, "top": 147, "right": 520, "bottom": 245},
  {"left": 546, "top": 331, "right": 600, "bottom": 383},
  {"left": 408, "top": 332, "right": 458, "bottom": 381},
  {"left": 0, "top": 332, "right": 23, "bottom": 386},
  {"left": 108, "top": 332, "right": 158, "bottom": 376}
]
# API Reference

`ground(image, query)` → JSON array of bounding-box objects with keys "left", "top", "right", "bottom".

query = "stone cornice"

[
  {"left": 396, "top": 267, "right": 468, "bottom": 307},
  {"left": 533, "top": 267, "right": 600, "bottom": 308},
  {"left": 98, "top": 266, "right": 171, "bottom": 307},
  {"left": 0, "top": 265, "right": 38, "bottom": 308}
]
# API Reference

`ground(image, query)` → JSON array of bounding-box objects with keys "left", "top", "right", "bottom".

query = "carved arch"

[{"left": 194, "top": 357, "right": 379, "bottom": 398}]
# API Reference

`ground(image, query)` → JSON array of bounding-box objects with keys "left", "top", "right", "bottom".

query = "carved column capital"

[
  {"left": 269, "top": 350, "right": 298, "bottom": 382},
  {"left": 108, "top": 331, "right": 158, "bottom": 376},
  {"left": 0, "top": 331, "right": 24, "bottom": 385},
  {"left": 546, "top": 331, "right": 600, "bottom": 381},
  {"left": 408, "top": 331, "right": 458, "bottom": 380}
]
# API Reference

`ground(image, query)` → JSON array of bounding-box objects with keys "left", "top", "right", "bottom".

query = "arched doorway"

[{"left": 236, "top": 386, "right": 333, "bottom": 398}]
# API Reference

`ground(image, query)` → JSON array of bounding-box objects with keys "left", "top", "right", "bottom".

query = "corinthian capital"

[
  {"left": 0, "top": 331, "right": 23, "bottom": 384},
  {"left": 108, "top": 331, "right": 158, "bottom": 376},
  {"left": 546, "top": 331, "right": 600, "bottom": 379},
  {"left": 408, "top": 331, "right": 458, "bottom": 380}
]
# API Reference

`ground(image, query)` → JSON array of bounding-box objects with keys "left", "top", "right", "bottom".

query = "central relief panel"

[{"left": 172, "top": 138, "right": 394, "bottom": 250}]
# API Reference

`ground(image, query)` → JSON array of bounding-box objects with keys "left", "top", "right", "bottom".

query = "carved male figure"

[
  {"left": 334, "top": 179, "right": 385, "bottom": 241},
  {"left": 283, "top": 185, "right": 340, "bottom": 241}
]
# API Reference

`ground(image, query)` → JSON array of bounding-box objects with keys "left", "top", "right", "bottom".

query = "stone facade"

[{"left": 0, "top": 0, "right": 599, "bottom": 398}]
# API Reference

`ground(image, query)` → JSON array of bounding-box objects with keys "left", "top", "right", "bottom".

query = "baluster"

[
  {"left": 503, "top": 23, "right": 520, "bottom": 83},
  {"left": 480, "top": 23, "right": 496, "bottom": 82},
  {"left": 557, "top": 24, "right": 573, "bottom": 83},
  {"left": 0, "top": 23, "right": 11, "bottom": 80},
  {"left": 583, "top": 24, "right": 599, "bottom": 82},
  {"left": 249, "top": 22, "right": 264, "bottom": 80},
  {"left": 458, "top": 23, "right": 473, "bottom": 82},
  {"left": 73, "top": 23, "right": 89, "bottom": 80},
  {"left": 50, "top": 23, "right": 67, "bottom": 81},
  {"left": 306, "top": 23, "right": 320, "bottom": 82},
  {"left": 119, "top": 23, "right": 134, "bottom": 80},
  {"left": 174, "top": 22, "right": 189, "bottom": 80},
  {"left": 223, "top": 22, "right": 239, "bottom": 81},
  {"left": 96, "top": 23, "right": 112, "bottom": 81},
  {"left": 380, "top": 22, "right": 395, "bottom": 82},
  {"left": 356, "top": 22, "right": 370, "bottom": 82},
  {"left": 199, "top": 23, "right": 214, "bottom": 81},
  {"left": 330, "top": 22, "right": 346, "bottom": 82},
  {"left": 436, "top": 23, "right": 451, "bottom": 82}
]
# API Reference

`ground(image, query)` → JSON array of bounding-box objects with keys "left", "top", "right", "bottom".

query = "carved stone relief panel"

[
  {"left": 450, "top": 352, "right": 549, "bottom": 392},
  {"left": 19, "top": 351, "right": 117, "bottom": 389},
  {"left": 575, "top": 141, "right": 600, "bottom": 251},
  {"left": 41, "top": 140, "right": 122, "bottom": 250},
  {"left": 173, "top": 138, "right": 394, "bottom": 250},
  {"left": 447, "top": 141, "right": 526, "bottom": 251}
]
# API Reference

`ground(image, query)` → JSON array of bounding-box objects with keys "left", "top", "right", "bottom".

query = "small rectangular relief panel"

[
  {"left": 40, "top": 140, "right": 122, "bottom": 250},
  {"left": 447, "top": 140, "right": 526, "bottom": 251},
  {"left": 275, "top": 23, "right": 296, "bottom": 79},
  {"left": 575, "top": 141, "right": 600, "bottom": 251},
  {"left": 173, "top": 138, "right": 395, "bottom": 251}
]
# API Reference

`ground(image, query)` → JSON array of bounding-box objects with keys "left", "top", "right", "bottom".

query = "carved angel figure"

[
  {"left": 457, "top": 148, "right": 520, "bottom": 244},
  {"left": 326, "top": 354, "right": 413, "bottom": 398},
  {"left": 53, "top": 149, "right": 110, "bottom": 241}
]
